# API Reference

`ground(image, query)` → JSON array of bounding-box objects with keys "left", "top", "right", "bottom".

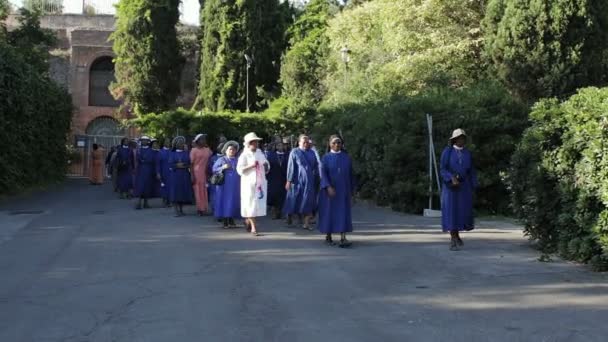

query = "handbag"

[{"left": 210, "top": 158, "right": 226, "bottom": 185}]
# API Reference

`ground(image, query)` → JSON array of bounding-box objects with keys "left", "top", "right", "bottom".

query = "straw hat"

[
  {"left": 140, "top": 135, "right": 151, "bottom": 141},
  {"left": 243, "top": 132, "right": 263, "bottom": 145},
  {"left": 449, "top": 128, "right": 467, "bottom": 142}
]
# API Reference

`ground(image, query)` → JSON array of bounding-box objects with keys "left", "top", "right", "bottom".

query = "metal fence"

[{"left": 83, "top": 0, "right": 118, "bottom": 15}]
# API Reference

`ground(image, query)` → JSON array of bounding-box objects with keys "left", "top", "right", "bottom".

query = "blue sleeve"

[
  {"left": 320, "top": 155, "right": 331, "bottom": 189},
  {"left": 155, "top": 152, "right": 161, "bottom": 175},
  {"left": 212, "top": 157, "right": 224, "bottom": 173},
  {"left": 286, "top": 150, "right": 297, "bottom": 183},
  {"left": 440, "top": 147, "right": 453, "bottom": 183}
]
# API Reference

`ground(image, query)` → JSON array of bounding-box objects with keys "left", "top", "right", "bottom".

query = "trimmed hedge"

[
  {"left": 0, "top": 40, "right": 72, "bottom": 195},
  {"left": 508, "top": 87, "right": 608, "bottom": 270},
  {"left": 130, "top": 108, "right": 298, "bottom": 148},
  {"left": 313, "top": 81, "right": 528, "bottom": 215}
]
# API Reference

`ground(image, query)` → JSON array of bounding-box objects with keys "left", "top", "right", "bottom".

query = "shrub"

[
  {"left": 0, "top": 40, "right": 72, "bottom": 194},
  {"left": 508, "top": 87, "right": 608, "bottom": 270},
  {"left": 314, "top": 80, "right": 527, "bottom": 214},
  {"left": 130, "top": 108, "right": 298, "bottom": 148}
]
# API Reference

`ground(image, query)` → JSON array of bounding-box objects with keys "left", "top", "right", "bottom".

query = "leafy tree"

[
  {"left": 196, "top": 0, "right": 291, "bottom": 112},
  {"left": 279, "top": 0, "right": 339, "bottom": 124},
  {"left": 111, "top": 0, "right": 185, "bottom": 115},
  {"left": 23, "top": 0, "right": 63, "bottom": 14},
  {"left": 484, "top": 0, "right": 608, "bottom": 101},
  {"left": 0, "top": 0, "right": 9, "bottom": 39},
  {"left": 322, "top": 0, "right": 486, "bottom": 106},
  {"left": 6, "top": 9, "right": 56, "bottom": 75}
]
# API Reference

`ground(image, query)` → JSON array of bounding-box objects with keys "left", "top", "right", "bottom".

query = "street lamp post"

[
  {"left": 340, "top": 46, "right": 350, "bottom": 84},
  {"left": 244, "top": 54, "right": 253, "bottom": 113}
]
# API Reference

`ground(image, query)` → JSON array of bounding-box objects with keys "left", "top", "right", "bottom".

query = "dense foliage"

[
  {"left": 23, "top": 0, "right": 62, "bottom": 14},
  {"left": 111, "top": 0, "right": 184, "bottom": 115},
  {"left": 322, "top": 0, "right": 486, "bottom": 106},
  {"left": 131, "top": 108, "right": 296, "bottom": 149},
  {"left": 0, "top": 10, "right": 72, "bottom": 194},
  {"left": 196, "top": 0, "right": 292, "bottom": 112},
  {"left": 484, "top": 0, "right": 608, "bottom": 101},
  {"left": 279, "top": 0, "right": 338, "bottom": 126},
  {"left": 508, "top": 88, "right": 608, "bottom": 270},
  {"left": 316, "top": 81, "right": 527, "bottom": 214}
]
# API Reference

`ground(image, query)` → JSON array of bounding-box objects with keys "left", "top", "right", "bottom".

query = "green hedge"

[
  {"left": 130, "top": 108, "right": 298, "bottom": 148},
  {"left": 508, "top": 87, "right": 608, "bottom": 271},
  {"left": 0, "top": 41, "right": 72, "bottom": 195},
  {"left": 314, "top": 81, "right": 528, "bottom": 214}
]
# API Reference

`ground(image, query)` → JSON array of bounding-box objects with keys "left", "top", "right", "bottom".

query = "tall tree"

[
  {"left": 280, "top": 0, "right": 338, "bottom": 115},
  {"left": 7, "top": 9, "right": 56, "bottom": 74},
  {"left": 111, "top": 0, "right": 185, "bottom": 115},
  {"left": 484, "top": 0, "right": 608, "bottom": 101},
  {"left": 196, "top": 0, "right": 291, "bottom": 112}
]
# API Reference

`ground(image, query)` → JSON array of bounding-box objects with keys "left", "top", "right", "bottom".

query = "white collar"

[
  {"left": 163, "top": 147, "right": 170, "bottom": 150},
  {"left": 453, "top": 145, "right": 464, "bottom": 151},
  {"left": 141, "top": 146, "right": 149, "bottom": 149},
  {"left": 122, "top": 145, "right": 129, "bottom": 148},
  {"left": 276, "top": 151, "right": 285, "bottom": 155},
  {"left": 176, "top": 149, "right": 184, "bottom": 152},
  {"left": 330, "top": 150, "right": 342, "bottom": 154}
]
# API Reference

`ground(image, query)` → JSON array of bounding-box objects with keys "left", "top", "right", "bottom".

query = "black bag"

[
  {"left": 210, "top": 158, "right": 226, "bottom": 185},
  {"left": 210, "top": 172, "right": 225, "bottom": 186}
]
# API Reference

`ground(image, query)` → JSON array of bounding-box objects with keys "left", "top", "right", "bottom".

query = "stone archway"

[{"left": 85, "top": 116, "right": 125, "bottom": 136}]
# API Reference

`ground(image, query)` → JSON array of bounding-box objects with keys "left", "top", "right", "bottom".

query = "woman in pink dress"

[{"left": 190, "top": 133, "right": 213, "bottom": 216}]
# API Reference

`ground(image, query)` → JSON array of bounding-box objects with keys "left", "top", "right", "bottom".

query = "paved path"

[{"left": 0, "top": 180, "right": 606, "bottom": 342}]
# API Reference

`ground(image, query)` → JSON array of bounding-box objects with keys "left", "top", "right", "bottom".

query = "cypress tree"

[
  {"left": 484, "top": 0, "right": 608, "bottom": 101},
  {"left": 111, "top": 0, "right": 185, "bottom": 115},
  {"left": 196, "top": 0, "right": 290, "bottom": 112}
]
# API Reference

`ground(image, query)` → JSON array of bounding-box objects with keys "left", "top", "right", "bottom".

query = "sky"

[{"left": 9, "top": 0, "right": 201, "bottom": 25}]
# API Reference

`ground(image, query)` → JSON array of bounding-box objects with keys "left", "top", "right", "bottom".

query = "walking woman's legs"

[
  {"left": 247, "top": 218, "right": 259, "bottom": 236},
  {"left": 449, "top": 230, "right": 459, "bottom": 251},
  {"left": 339, "top": 232, "right": 351, "bottom": 248}
]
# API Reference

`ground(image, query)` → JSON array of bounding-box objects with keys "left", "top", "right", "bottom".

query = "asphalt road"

[{"left": 0, "top": 179, "right": 606, "bottom": 342}]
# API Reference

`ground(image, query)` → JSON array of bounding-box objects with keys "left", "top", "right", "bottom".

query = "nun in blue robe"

[
  {"left": 266, "top": 142, "right": 288, "bottom": 219},
  {"left": 318, "top": 135, "right": 356, "bottom": 247},
  {"left": 156, "top": 138, "right": 173, "bottom": 207},
  {"left": 134, "top": 136, "right": 157, "bottom": 209},
  {"left": 212, "top": 141, "right": 241, "bottom": 228},
  {"left": 440, "top": 129, "right": 478, "bottom": 251},
  {"left": 283, "top": 135, "right": 320, "bottom": 230},
  {"left": 115, "top": 138, "right": 134, "bottom": 198},
  {"left": 208, "top": 142, "right": 225, "bottom": 215},
  {"left": 169, "top": 136, "right": 194, "bottom": 217}
]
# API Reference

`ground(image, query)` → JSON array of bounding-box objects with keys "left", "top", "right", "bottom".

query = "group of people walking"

[
  {"left": 101, "top": 132, "right": 357, "bottom": 246},
  {"left": 97, "top": 128, "right": 477, "bottom": 250}
]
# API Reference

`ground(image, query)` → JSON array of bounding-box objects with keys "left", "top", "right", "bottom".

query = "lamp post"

[
  {"left": 244, "top": 54, "right": 253, "bottom": 113},
  {"left": 340, "top": 46, "right": 350, "bottom": 84}
]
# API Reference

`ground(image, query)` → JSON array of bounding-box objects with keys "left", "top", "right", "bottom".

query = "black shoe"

[
  {"left": 457, "top": 237, "right": 464, "bottom": 247},
  {"left": 143, "top": 200, "right": 150, "bottom": 209},
  {"left": 325, "top": 235, "right": 336, "bottom": 246},
  {"left": 339, "top": 238, "right": 352, "bottom": 248},
  {"left": 450, "top": 237, "right": 460, "bottom": 251}
]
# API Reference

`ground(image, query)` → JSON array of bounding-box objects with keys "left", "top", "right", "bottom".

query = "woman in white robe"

[{"left": 237, "top": 132, "right": 270, "bottom": 236}]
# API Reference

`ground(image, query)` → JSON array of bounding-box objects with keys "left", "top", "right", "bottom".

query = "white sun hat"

[
  {"left": 449, "top": 128, "right": 467, "bottom": 141},
  {"left": 140, "top": 135, "right": 151, "bottom": 141},
  {"left": 243, "top": 132, "right": 263, "bottom": 146}
]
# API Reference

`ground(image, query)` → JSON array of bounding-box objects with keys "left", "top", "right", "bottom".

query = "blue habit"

[
  {"left": 169, "top": 150, "right": 194, "bottom": 204},
  {"left": 318, "top": 152, "right": 355, "bottom": 234},
  {"left": 115, "top": 146, "right": 133, "bottom": 193},
  {"left": 156, "top": 148, "right": 172, "bottom": 202},
  {"left": 212, "top": 156, "right": 241, "bottom": 219},
  {"left": 134, "top": 147, "right": 157, "bottom": 198},
  {"left": 440, "top": 146, "right": 477, "bottom": 232},
  {"left": 266, "top": 150, "right": 288, "bottom": 208},
  {"left": 208, "top": 153, "right": 222, "bottom": 212},
  {"left": 283, "top": 148, "right": 320, "bottom": 215}
]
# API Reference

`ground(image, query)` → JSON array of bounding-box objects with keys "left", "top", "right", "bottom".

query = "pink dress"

[{"left": 190, "top": 147, "right": 213, "bottom": 212}]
